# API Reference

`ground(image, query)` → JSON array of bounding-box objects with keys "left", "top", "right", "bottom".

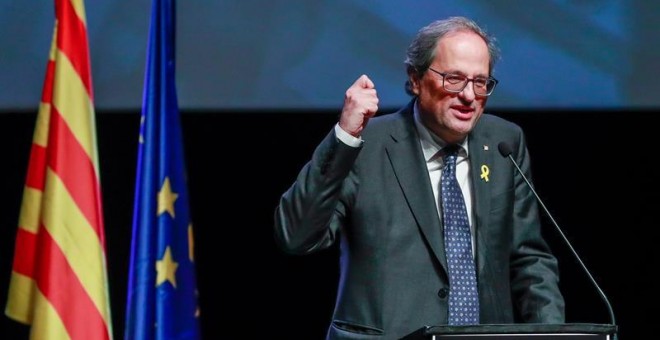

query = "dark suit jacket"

[{"left": 275, "top": 101, "right": 565, "bottom": 339}]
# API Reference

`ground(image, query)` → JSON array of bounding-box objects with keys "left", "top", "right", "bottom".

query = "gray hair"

[{"left": 404, "top": 16, "right": 500, "bottom": 96}]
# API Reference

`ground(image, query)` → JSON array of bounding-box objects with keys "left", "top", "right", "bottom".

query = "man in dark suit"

[{"left": 274, "top": 16, "right": 565, "bottom": 339}]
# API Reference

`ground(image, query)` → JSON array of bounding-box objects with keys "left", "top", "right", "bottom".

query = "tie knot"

[{"left": 443, "top": 145, "right": 460, "bottom": 164}]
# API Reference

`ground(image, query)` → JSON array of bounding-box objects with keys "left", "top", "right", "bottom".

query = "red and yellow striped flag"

[{"left": 5, "top": 0, "right": 113, "bottom": 339}]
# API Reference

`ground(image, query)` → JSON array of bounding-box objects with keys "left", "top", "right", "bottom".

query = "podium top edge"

[{"left": 423, "top": 323, "right": 617, "bottom": 335}]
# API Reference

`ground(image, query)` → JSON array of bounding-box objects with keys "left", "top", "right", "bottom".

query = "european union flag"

[{"left": 124, "top": 0, "right": 201, "bottom": 339}]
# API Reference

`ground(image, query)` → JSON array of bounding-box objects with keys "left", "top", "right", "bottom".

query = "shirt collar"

[{"left": 413, "top": 100, "right": 469, "bottom": 163}]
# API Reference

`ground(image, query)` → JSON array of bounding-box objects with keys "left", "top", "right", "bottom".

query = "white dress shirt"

[{"left": 412, "top": 103, "right": 476, "bottom": 252}]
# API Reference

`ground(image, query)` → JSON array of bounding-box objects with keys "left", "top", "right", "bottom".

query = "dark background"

[{"left": 0, "top": 108, "right": 653, "bottom": 339}]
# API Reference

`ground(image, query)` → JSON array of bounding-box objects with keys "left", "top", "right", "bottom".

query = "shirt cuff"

[{"left": 335, "top": 123, "right": 364, "bottom": 148}]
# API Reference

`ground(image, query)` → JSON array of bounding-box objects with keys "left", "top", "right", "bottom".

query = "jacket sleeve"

[
  {"left": 509, "top": 129, "right": 566, "bottom": 323},
  {"left": 274, "top": 129, "right": 360, "bottom": 255}
]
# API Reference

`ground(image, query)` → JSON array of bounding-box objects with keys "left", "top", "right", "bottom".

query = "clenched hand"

[{"left": 339, "top": 75, "right": 379, "bottom": 137}]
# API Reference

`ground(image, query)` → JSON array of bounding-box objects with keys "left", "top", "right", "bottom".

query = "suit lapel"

[
  {"left": 386, "top": 110, "right": 448, "bottom": 273},
  {"left": 468, "top": 130, "right": 494, "bottom": 276}
]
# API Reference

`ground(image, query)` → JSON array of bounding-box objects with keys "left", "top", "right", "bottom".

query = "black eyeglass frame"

[{"left": 427, "top": 67, "right": 499, "bottom": 96}]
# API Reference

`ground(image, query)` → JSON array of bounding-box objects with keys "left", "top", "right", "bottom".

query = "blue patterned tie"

[{"left": 441, "top": 145, "right": 479, "bottom": 325}]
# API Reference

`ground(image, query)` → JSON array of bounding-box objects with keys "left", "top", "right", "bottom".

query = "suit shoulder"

[
  {"left": 477, "top": 113, "right": 524, "bottom": 137},
  {"left": 361, "top": 110, "right": 407, "bottom": 138}
]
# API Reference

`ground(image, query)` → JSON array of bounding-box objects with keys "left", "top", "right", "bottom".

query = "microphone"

[{"left": 497, "top": 142, "right": 617, "bottom": 332}]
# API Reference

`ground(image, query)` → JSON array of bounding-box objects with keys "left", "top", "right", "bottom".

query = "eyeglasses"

[{"left": 427, "top": 67, "right": 498, "bottom": 96}]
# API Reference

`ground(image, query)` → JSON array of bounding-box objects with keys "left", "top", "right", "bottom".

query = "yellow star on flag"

[
  {"left": 158, "top": 177, "right": 178, "bottom": 217},
  {"left": 156, "top": 246, "right": 179, "bottom": 288}
]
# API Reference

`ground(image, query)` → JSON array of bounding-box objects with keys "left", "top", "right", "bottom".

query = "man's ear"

[{"left": 409, "top": 72, "right": 421, "bottom": 96}]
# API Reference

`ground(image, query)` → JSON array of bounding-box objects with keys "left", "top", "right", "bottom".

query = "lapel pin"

[
  {"left": 483, "top": 145, "right": 489, "bottom": 151},
  {"left": 480, "top": 165, "right": 490, "bottom": 182}
]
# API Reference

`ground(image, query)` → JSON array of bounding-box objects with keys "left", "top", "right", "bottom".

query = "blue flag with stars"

[{"left": 124, "top": 0, "right": 201, "bottom": 339}]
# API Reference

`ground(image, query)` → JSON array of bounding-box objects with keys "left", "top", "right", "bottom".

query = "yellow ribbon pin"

[{"left": 480, "top": 165, "right": 490, "bottom": 182}]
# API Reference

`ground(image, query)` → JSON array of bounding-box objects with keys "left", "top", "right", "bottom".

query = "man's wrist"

[{"left": 334, "top": 123, "right": 363, "bottom": 147}]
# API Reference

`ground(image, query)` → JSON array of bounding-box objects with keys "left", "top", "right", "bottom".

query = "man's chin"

[{"left": 451, "top": 119, "right": 474, "bottom": 134}]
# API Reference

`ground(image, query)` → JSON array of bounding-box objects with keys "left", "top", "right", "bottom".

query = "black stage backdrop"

[{"left": 0, "top": 109, "right": 654, "bottom": 339}]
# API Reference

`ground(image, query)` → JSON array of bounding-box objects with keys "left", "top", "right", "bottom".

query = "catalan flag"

[
  {"left": 124, "top": 0, "right": 201, "bottom": 338},
  {"left": 4, "top": 0, "right": 113, "bottom": 339}
]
